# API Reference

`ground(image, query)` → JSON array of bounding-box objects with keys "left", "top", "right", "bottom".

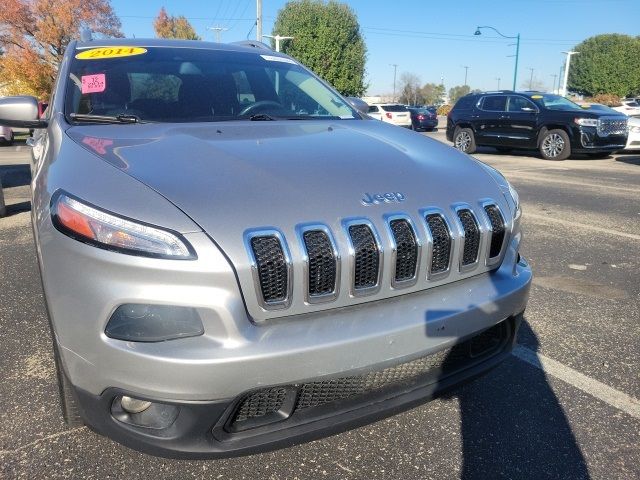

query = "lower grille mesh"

[
  {"left": 484, "top": 205, "right": 506, "bottom": 258},
  {"left": 349, "top": 224, "right": 380, "bottom": 290},
  {"left": 457, "top": 210, "right": 480, "bottom": 265},
  {"left": 389, "top": 219, "right": 418, "bottom": 282},
  {"left": 229, "top": 322, "right": 508, "bottom": 428},
  {"left": 425, "top": 214, "right": 451, "bottom": 274},
  {"left": 303, "top": 230, "right": 337, "bottom": 297},
  {"left": 250, "top": 236, "right": 288, "bottom": 303}
]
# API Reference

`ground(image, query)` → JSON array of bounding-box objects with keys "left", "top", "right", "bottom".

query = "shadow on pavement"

[
  {"left": 615, "top": 155, "right": 640, "bottom": 166},
  {"left": 439, "top": 319, "right": 590, "bottom": 479}
]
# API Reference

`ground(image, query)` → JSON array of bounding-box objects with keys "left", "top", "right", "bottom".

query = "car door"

[
  {"left": 503, "top": 96, "right": 539, "bottom": 147},
  {"left": 474, "top": 95, "right": 508, "bottom": 146}
]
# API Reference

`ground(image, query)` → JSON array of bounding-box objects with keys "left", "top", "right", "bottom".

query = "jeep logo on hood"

[{"left": 361, "top": 192, "right": 406, "bottom": 206}]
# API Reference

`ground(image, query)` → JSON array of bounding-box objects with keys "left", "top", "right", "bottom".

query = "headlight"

[
  {"left": 630, "top": 125, "right": 640, "bottom": 133},
  {"left": 574, "top": 118, "right": 598, "bottom": 127},
  {"left": 51, "top": 192, "right": 195, "bottom": 259}
]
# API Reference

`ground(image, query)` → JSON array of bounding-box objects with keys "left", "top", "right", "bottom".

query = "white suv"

[
  {"left": 612, "top": 99, "right": 640, "bottom": 117},
  {"left": 368, "top": 103, "right": 411, "bottom": 127}
]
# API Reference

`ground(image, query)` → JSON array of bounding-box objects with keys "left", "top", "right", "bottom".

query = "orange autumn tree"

[{"left": 0, "top": 0, "right": 122, "bottom": 99}]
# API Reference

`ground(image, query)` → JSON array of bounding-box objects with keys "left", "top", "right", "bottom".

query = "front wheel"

[
  {"left": 453, "top": 127, "right": 476, "bottom": 154},
  {"left": 539, "top": 129, "right": 571, "bottom": 160}
]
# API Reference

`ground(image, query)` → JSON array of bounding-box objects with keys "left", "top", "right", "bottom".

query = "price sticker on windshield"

[
  {"left": 81, "top": 74, "right": 106, "bottom": 94},
  {"left": 76, "top": 47, "right": 147, "bottom": 60}
]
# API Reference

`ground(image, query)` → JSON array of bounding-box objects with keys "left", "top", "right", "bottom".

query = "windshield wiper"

[
  {"left": 69, "top": 113, "right": 142, "bottom": 124},
  {"left": 249, "top": 113, "right": 277, "bottom": 121}
]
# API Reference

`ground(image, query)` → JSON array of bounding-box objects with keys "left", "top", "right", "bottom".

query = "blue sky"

[{"left": 110, "top": 0, "right": 640, "bottom": 94}]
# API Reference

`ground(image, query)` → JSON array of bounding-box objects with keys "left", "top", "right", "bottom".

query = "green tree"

[
  {"left": 421, "top": 83, "right": 445, "bottom": 105},
  {"left": 568, "top": 34, "right": 640, "bottom": 97},
  {"left": 153, "top": 7, "right": 200, "bottom": 40},
  {"left": 272, "top": 0, "right": 367, "bottom": 96},
  {"left": 449, "top": 85, "right": 471, "bottom": 104}
]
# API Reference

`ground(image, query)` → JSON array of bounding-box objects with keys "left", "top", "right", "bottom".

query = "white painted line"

[
  {"left": 510, "top": 174, "right": 640, "bottom": 194},
  {"left": 525, "top": 212, "right": 640, "bottom": 241},
  {"left": 512, "top": 345, "right": 640, "bottom": 419}
]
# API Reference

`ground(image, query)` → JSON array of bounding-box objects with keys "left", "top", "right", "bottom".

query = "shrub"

[{"left": 589, "top": 93, "right": 623, "bottom": 107}]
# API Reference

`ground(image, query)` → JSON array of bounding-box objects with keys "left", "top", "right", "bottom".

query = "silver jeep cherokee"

[{"left": 0, "top": 39, "right": 531, "bottom": 458}]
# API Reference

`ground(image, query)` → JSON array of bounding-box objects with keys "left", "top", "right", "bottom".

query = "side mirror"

[
  {"left": 0, "top": 96, "right": 48, "bottom": 128},
  {"left": 346, "top": 96, "right": 370, "bottom": 115}
]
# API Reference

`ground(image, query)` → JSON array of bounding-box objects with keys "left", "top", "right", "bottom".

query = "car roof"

[{"left": 74, "top": 38, "right": 280, "bottom": 56}]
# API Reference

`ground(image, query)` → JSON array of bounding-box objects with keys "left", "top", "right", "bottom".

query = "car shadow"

[
  {"left": 426, "top": 295, "right": 589, "bottom": 478},
  {"left": 614, "top": 154, "right": 640, "bottom": 166}
]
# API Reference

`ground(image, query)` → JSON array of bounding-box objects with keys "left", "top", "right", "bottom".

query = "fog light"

[
  {"left": 105, "top": 304, "right": 204, "bottom": 342},
  {"left": 120, "top": 396, "right": 152, "bottom": 413}
]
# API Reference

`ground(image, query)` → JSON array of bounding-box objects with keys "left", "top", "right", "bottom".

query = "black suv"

[{"left": 446, "top": 91, "right": 628, "bottom": 160}]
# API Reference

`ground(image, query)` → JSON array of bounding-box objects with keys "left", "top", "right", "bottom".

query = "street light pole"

[
  {"left": 475, "top": 26, "right": 520, "bottom": 91},
  {"left": 263, "top": 34, "right": 294, "bottom": 52},
  {"left": 496, "top": 77, "right": 501, "bottom": 90},
  {"left": 390, "top": 63, "right": 399, "bottom": 102},
  {"left": 561, "top": 51, "right": 578, "bottom": 97},
  {"left": 550, "top": 74, "right": 558, "bottom": 93},
  {"left": 208, "top": 26, "right": 228, "bottom": 43},
  {"left": 463, "top": 66, "right": 469, "bottom": 87},
  {"left": 528, "top": 68, "right": 534, "bottom": 90},
  {"left": 256, "top": 0, "right": 262, "bottom": 41}
]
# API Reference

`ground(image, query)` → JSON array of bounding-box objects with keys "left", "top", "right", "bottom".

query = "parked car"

[
  {"left": 447, "top": 91, "right": 628, "bottom": 160},
  {"left": 0, "top": 125, "right": 14, "bottom": 145},
  {"left": 625, "top": 116, "right": 640, "bottom": 150},
  {"left": 612, "top": 99, "right": 640, "bottom": 117},
  {"left": 367, "top": 103, "right": 412, "bottom": 127},
  {"left": 407, "top": 107, "right": 438, "bottom": 131},
  {"left": 0, "top": 39, "right": 531, "bottom": 458}
]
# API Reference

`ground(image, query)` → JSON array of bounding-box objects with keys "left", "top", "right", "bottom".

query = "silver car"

[{"left": 0, "top": 39, "right": 531, "bottom": 459}]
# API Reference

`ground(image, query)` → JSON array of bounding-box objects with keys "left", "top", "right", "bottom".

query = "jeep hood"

[{"left": 67, "top": 119, "right": 506, "bottom": 256}]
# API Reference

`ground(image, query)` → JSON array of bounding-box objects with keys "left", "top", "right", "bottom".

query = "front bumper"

[{"left": 574, "top": 127, "right": 627, "bottom": 152}]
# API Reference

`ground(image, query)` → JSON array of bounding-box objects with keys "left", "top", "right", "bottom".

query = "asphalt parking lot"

[{"left": 1, "top": 128, "right": 639, "bottom": 480}]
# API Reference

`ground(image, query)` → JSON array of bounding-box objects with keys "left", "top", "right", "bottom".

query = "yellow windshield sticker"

[
  {"left": 76, "top": 47, "right": 147, "bottom": 60},
  {"left": 531, "top": 95, "right": 543, "bottom": 99}
]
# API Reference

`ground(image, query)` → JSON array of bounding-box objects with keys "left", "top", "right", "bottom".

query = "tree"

[
  {"left": 153, "top": 7, "right": 201, "bottom": 40},
  {"left": 449, "top": 85, "right": 471, "bottom": 104},
  {"left": 520, "top": 77, "right": 547, "bottom": 92},
  {"left": 0, "top": 0, "right": 122, "bottom": 98},
  {"left": 272, "top": 0, "right": 367, "bottom": 96},
  {"left": 421, "top": 83, "right": 445, "bottom": 105},
  {"left": 398, "top": 72, "right": 422, "bottom": 105},
  {"left": 568, "top": 34, "right": 640, "bottom": 97}
]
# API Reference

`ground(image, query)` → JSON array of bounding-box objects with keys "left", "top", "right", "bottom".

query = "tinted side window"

[
  {"left": 368, "top": 106, "right": 379, "bottom": 113},
  {"left": 508, "top": 96, "right": 537, "bottom": 112},
  {"left": 481, "top": 96, "right": 507, "bottom": 112},
  {"left": 453, "top": 96, "right": 474, "bottom": 110}
]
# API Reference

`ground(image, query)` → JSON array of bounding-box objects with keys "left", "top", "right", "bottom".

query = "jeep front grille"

[
  {"left": 597, "top": 117, "right": 628, "bottom": 137},
  {"left": 348, "top": 223, "right": 381, "bottom": 292},
  {"left": 425, "top": 214, "right": 452, "bottom": 275},
  {"left": 249, "top": 234, "right": 290, "bottom": 308},
  {"left": 302, "top": 229, "right": 337, "bottom": 298},
  {"left": 484, "top": 205, "right": 506, "bottom": 258},
  {"left": 457, "top": 209, "right": 480, "bottom": 266},
  {"left": 389, "top": 218, "right": 419, "bottom": 284}
]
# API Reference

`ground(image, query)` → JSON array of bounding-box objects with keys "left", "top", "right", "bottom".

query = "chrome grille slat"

[
  {"left": 597, "top": 116, "right": 627, "bottom": 137},
  {"left": 484, "top": 205, "right": 506, "bottom": 258}
]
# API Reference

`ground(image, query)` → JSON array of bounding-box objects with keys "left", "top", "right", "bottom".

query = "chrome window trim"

[
  {"left": 452, "top": 203, "right": 484, "bottom": 273},
  {"left": 295, "top": 223, "right": 341, "bottom": 304},
  {"left": 479, "top": 199, "right": 510, "bottom": 268},
  {"left": 419, "top": 207, "right": 454, "bottom": 281},
  {"left": 342, "top": 218, "right": 384, "bottom": 297},
  {"left": 383, "top": 213, "right": 421, "bottom": 289},
  {"left": 243, "top": 228, "right": 293, "bottom": 311}
]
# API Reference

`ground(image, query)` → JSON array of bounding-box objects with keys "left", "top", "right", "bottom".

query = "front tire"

[
  {"left": 539, "top": 129, "right": 570, "bottom": 160},
  {"left": 52, "top": 339, "right": 84, "bottom": 427},
  {"left": 453, "top": 127, "right": 476, "bottom": 154}
]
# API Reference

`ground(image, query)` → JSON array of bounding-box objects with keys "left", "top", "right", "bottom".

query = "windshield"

[
  {"left": 530, "top": 94, "right": 584, "bottom": 112},
  {"left": 380, "top": 105, "right": 408, "bottom": 112},
  {"left": 65, "top": 46, "right": 358, "bottom": 123}
]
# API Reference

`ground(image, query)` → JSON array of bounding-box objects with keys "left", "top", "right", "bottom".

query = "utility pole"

[
  {"left": 208, "top": 26, "right": 228, "bottom": 43},
  {"left": 561, "top": 51, "right": 578, "bottom": 96},
  {"left": 256, "top": 0, "right": 262, "bottom": 42},
  {"left": 390, "top": 63, "right": 399, "bottom": 102},
  {"left": 550, "top": 74, "right": 558, "bottom": 93},
  {"left": 528, "top": 68, "right": 534, "bottom": 90},
  {"left": 263, "top": 34, "right": 294, "bottom": 52},
  {"left": 463, "top": 66, "right": 469, "bottom": 87},
  {"left": 496, "top": 77, "right": 501, "bottom": 90}
]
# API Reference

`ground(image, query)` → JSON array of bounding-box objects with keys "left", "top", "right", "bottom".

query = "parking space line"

[
  {"left": 513, "top": 346, "right": 640, "bottom": 419},
  {"left": 525, "top": 212, "right": 640, "bottom": 241},
  {"left": 508, "top": 174, "right": 640, "bottom": 194}
]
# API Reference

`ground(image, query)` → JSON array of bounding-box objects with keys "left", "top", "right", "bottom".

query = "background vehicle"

[
  {"left": 612, "top": 99, "right": 640, "bottom": 117},
  {"left": 0, "top": 125, "right": 14, "bottom": 145},
  {"left": 446, "top": 91, "right": 628, "bottom": 160},
  {"left": 625, "top": 116, "right": 640, "bottom": 150},
  {"left": 0, "top": 39, "right": 530, "bottom": 458},
  {"left": 408, "top": 106, "right": 438, "bottom": 131},
  {"left": 367, "top": 103, "right": 412, "bottom": 127}
]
